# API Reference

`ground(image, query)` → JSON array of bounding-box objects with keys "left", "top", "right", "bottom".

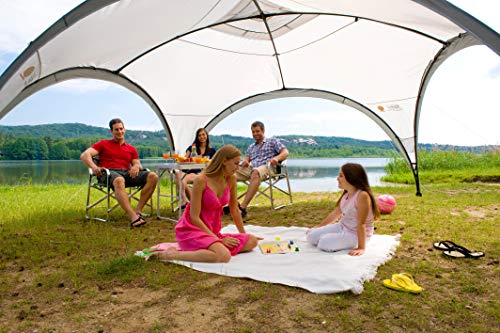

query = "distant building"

[{"left": 292, "top": 138, "right": 318, "bottom": 145}]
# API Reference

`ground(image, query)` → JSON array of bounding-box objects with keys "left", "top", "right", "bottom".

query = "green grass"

[
  {"left": 0, "top": 182, "right": 499, "bottom": 332},
  {"left": 383, "top": 151, "right": 500, "bottom": 184}
]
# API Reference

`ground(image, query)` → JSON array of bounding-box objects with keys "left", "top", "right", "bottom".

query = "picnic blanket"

[{"left": 166, "top": 225, "right": 400, "bottom": 294}]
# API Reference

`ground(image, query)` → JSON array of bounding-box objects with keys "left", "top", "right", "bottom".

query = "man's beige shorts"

[{"left": 236, "top": 165, "right": 271, "bottom": 182}]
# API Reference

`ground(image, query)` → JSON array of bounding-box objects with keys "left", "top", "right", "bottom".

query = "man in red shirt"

[{"left": 80, "top": 118, "right": 158, "bottom": 227}]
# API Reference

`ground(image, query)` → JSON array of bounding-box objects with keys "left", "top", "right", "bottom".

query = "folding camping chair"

[
  {"left": 238, "top": 161, "right": 293, "bottom": 210},
  {"left": 85, "top": 159, "right": 153, "bottom": 222}
]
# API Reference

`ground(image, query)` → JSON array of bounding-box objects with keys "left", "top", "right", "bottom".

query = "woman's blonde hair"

[{"left": 203, "top": 145, "right": 241, "bottom": 176}]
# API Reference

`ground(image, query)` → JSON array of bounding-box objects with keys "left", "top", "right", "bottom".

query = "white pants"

[{"left": 306, "top": 223, "right": 362, "bottom": 252}]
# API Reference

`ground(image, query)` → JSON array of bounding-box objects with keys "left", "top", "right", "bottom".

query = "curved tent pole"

[
  {"left": 413, "top": 0, "right": 500, "bottom": 56},
  {"left": 412, "top": 33, "right": 481, "bottom": 196},
  {"left": 0, "top": 67, "right": 175, "bottom": 151},
  {"left": 0, "top": 0, "right": 120, "bottom": 92},
  {"left": 204, "top": 88, "right": 420, "bottom": 192}
]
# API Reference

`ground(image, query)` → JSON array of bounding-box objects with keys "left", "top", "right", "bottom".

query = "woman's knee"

[
  {"left": 182, "top": 174, "right": 194, "bottom": 185},
  {"left": 246, "top": 235, "right": 259, "bottom": 249},
  {"left": 215, "top": 250, "right": 231, "bottom": 263},
  {"left": 212, "top": 246, "right": 231, "bottom": 263}
]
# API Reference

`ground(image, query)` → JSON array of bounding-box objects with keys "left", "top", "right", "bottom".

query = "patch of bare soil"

[
  {"left": 4, "top": 282, "right": 319, "bottom": 333},
  {"left": 450, "top": 204, "right": 499, "bottom": 219}
]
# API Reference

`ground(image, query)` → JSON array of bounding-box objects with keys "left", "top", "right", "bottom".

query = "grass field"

[{"left": 0, "top": 180, "right": 498, "bottom": 332}]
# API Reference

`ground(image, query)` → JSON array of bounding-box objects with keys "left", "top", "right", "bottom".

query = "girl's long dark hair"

[
  {"left": 193, "top": 128, "right": 211, "bottom": 155},
  {"left": 335, "top": 163, "right": 380, "bottom": 218}
]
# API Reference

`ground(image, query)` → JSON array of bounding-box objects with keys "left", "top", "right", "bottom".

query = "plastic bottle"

[{"left": 190, "top": 144, "right": 198, "bottom": 158}]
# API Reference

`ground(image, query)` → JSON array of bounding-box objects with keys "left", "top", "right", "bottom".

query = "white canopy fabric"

[{"left": 0, "top": 0, "right": 499, "bottom": 194}]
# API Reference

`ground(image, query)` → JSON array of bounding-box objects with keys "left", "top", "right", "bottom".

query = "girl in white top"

[{"left": 306, "top": 163, "right": 380, "bottom": 256}]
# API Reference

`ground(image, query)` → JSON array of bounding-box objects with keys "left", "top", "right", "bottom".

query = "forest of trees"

[{"left": 0, "top": 123, "right": 494, "bottom": 160}]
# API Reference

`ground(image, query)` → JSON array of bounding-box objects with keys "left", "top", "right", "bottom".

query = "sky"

[{"left": 0, "top": 0, "right": 499, "bottom": 146}]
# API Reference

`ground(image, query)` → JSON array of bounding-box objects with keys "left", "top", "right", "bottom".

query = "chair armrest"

[
  {"left": 266, "top": 160, "right": 287, "bottom": 174},
  {"left": 89, "top": 167, "right": 110, "bottom": 176}
]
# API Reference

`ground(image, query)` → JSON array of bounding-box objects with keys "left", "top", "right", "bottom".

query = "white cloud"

[{"left": 0, "top": 0, "right": 84, "bottom": 54}]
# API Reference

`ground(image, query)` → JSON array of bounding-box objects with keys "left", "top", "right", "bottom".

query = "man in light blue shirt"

[{"left": 235, "top": 121, "right": 289, "bottom": 217}]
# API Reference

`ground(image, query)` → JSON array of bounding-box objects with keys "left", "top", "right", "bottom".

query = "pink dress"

[{"left": 175, "top": 175, "right": 249, "bottom": 256}]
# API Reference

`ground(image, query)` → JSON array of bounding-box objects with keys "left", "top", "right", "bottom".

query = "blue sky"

[{"left": 0, "top": 0, "right": 499, "bottom": 146}]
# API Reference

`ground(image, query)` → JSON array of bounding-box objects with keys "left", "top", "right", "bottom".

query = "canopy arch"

[
  {"left": 1, "top": 67, "right": 175, "bottom": 149},
  {"left": 206, "top": 88, "right": 412, "bottom": 166},
  {"left": 0, "top": 0, "right": 498, "bottom": 195}
]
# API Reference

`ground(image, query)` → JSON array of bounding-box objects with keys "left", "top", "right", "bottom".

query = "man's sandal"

[{"left": 130, "top": 215, "right": 147, "bottom": 228}]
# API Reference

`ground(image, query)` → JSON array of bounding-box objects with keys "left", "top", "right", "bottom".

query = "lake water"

[{"left": 0, "top": 158, "right": 391, "bottom": 192}]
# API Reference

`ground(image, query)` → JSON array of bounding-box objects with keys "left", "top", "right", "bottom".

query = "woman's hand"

[
  {"left": 348, "top": 248, "right": 365, "bottom": 256},
  {"left": 221, "top": 237, "right": 240, "bottom": 248}
]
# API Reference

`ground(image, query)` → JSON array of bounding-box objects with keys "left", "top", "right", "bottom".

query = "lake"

[{"left": 0, "top": 158, "right": 392, "bottom": 192}]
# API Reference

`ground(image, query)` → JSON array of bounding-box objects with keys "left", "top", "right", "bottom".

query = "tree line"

[
  {"left": 0, "top": 133, "right": 396, "bottom": 160},
  {"left": 1, "top": 123, "right": 494, "bottom": 161}
]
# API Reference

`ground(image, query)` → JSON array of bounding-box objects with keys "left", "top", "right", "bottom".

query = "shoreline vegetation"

[
  {"left": 383, "top": 150, "right": 500, "bottom": 184},
  {"left": 1, "top": 123, "right": 498, "bottom": 161}
]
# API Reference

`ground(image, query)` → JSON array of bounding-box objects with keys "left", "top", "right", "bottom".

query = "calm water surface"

[{"left": 0, "top": 158, "right": 392, "bottom": 192}]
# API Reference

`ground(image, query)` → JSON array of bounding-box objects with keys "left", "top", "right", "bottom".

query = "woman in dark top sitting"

[{"left": 180, "top": 128, "right": 216, "bottom": 207}]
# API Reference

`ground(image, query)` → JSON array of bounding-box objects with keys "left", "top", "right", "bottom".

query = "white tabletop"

[{"left": 157, "top": 162, "right": 208, "bottom": 171}]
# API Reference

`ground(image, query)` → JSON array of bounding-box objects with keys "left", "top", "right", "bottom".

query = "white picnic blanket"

[{"left": 170, "top": 225, "right": 400, "bottom": 294}]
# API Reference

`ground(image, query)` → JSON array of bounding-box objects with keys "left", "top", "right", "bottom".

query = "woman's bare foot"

[{"left": 155, "top": 247, "right": 178, "bottom": 262}]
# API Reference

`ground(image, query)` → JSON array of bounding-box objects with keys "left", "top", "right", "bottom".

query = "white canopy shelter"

[{"left": 0, "top": 0, "right": 499, "bottom": 194}]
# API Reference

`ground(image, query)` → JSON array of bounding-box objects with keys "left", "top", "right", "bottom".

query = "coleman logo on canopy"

[
  {"left": 377, "top": 104, "right": 403, "bottom": 112},
  {"left": 19, "top": 65, "right": 37, "bottom": 86}
]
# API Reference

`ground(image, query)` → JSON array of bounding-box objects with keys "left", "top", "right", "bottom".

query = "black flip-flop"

[
  {"left": 433, "top": 240, "right": 459, "bottom": 251},
  {"left": 443, "top": 244, "right": 485, "bottom": 259},
  {"left": 130, "top": 215, "right": 147, "bottom": 228}
]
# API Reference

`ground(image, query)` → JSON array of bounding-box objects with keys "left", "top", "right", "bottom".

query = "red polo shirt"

[{"left": 92, "top": 139, "right": 139, "bottom": 170}]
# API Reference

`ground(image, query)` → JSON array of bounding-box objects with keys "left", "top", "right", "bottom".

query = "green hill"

[{"left": 0, "top": 123, "right": 495, "bottom": 160}]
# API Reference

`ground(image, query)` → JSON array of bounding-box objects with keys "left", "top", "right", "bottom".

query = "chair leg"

[
  {"left": 85, "top": 175, "right": 92, "bottom": 220},
  {"left": 284, "top": 172, "right": 293, "bottom": 205},
  {"left": 269, "top": 177, "right": 275, "bottom": 209},
  {"left": 106, "top": 186, "right": 111, "bottom": 222},
  {"left": 236, "top": 170, "right": 292, "bottom": 210}
]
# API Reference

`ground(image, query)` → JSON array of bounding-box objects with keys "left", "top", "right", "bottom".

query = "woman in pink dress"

[
  {"left": 155, "top": 145, "right": 261, "bottom": 263},
  {"left": 306, "top": 163, "right": 380, "bottom": 256}
]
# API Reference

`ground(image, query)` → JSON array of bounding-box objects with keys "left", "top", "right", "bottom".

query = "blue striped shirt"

[{"left": 245, "top": 138, "right": 286, "bottom": 167}]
